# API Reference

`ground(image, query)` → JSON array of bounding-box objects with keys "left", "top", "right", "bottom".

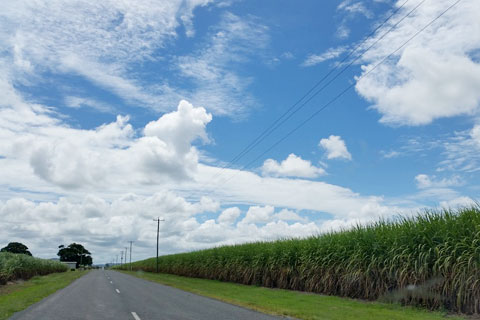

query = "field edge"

[{"left": 117, "top": 270, "right": 465, "bottom": 320}]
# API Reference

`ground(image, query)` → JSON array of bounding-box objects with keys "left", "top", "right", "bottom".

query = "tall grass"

[
  {"left": 119, "top": 207, "right": 480, "bottom": 314},
  {"left": 0, "top": 252, "right": 68, "bottom": 285}
]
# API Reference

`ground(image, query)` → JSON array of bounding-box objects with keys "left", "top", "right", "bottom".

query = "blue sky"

[{"left": 0, "top": 0, "right": 479, "bottom": 263}]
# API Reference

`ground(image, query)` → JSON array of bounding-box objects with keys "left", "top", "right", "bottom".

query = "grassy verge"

[
  {"left": 0, "top": 270, "right": 88, "bottom": 320},
  {"left": 119, "top": 270, "right": 465, "bottom": 320}
]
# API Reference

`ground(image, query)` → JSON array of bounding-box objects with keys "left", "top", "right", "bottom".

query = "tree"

[
  {"left": 0, "top": 242, "right": 32, "bottom": 256},
  {"left": 57, "top": 243, "right": 92, "bottom": 267}
]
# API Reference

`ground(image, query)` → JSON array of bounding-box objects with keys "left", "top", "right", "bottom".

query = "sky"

[{"left": 0, "top": 0, "right": 479, "bottom": 264}]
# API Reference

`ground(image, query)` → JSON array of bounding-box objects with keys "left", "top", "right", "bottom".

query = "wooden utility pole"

[
  {"left": 153, "top": 218, "right": 165, "bottom": 273},
  {"left": 128, "top": 241, "right": 134, "bottom": 271}
]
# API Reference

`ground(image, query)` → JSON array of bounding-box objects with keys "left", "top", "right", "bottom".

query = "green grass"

[
  {"left": 0, "top": 252, "right": 68, "bottom": 284},
  {"left": 0, "top": 270, "right": 88, "bottom": 320},
  {"left": 120, "top": 270, "right": 464, "bottom": 320},
  {"left": 117, "top": 207, "right": 480, "bottom": 314}
]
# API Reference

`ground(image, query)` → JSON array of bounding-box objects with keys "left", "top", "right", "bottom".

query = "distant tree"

[
  {"left": 0, "top": 242, "right": 32, "bottom": 256},
  {"left": 57, "top": 243, "right": 92, "bottom": 267}
]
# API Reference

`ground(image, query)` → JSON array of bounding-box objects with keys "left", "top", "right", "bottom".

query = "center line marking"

[
  {"left": 110, "top": 281, "right": 113, "bottom": 284},
  {"left": 131, "top": 312, "right": 141, "bottom": 320},
  {"left": 115, "top": 289, "right": 120, "bottom": 294}
]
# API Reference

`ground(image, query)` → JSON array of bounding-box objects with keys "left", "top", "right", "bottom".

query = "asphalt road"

[{"left": 10, "top": 270, "right": 282, "bottom": 320}]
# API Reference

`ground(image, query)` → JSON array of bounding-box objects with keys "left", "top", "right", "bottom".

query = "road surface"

[{"left": 10, "top": 270, "right": 282, "bottom": 320}]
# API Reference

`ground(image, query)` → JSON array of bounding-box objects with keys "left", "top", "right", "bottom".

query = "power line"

[
  {"left": 228, "top": 0, "right": 427, "bottom": 163},
  {"left": 203, "top": 0, "right": 418, "bottom": 189},
  {"left": 217, "top": 0, "right": 462, "bottom": 186},
  {"left": 227, "top": 0, "right": 417, "bottom": 166}
]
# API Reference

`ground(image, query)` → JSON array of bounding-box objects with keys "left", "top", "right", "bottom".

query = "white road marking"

[
  {"left": 110, "top": 281, "right": 113, "bottom": 284},
  {"left": 131, "top": 312, "right": 141, "bottom": 320},
  {"left": 115, "top": 289, "right": 120, "bottom": 294}
]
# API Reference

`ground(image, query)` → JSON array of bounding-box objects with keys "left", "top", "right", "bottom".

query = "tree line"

[{"left": 1, "top": 242, "right": 93, "bottom": 267}]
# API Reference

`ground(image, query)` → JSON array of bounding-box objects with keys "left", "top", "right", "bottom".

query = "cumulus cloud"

[
  {"left": 144, "top": 100, "right": 212, "bottom": 155},
  {"left": 319, "top": 135, "right": 352, "bottom": 160},
  {"left": 274, "top": 209, "right": 307, "bottom": 222},
  {"left": 217, "top": 207, "right": 241, "bottom": 224},
  {"left": 261, "top": 153, "right": 325, "bottom": 178},
  {"left": 355, "top": 0, "right": 480, "bottom": 125},
  {"left": 0, "top": 99, "right": 211, "bottom": 189},
  {"left": 0, "top": 192, "right": 218, "bottom": 260},
  {"left": 241, "top": 205, "right": 275, "bottom": 224},
  {"left": 0, "top": 193, "right": 324, "bottom": 262}
]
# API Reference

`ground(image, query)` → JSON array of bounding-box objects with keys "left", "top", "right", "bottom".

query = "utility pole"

[
  {"left": 153, "top": 218, "right": 165, "bottom": 273},
  {"left": 120, "top": 250, "right": 123, "bottom": 265},
  {"left": 115, "top": 255, "right": 118, "bottom": 265},
  {"left": 128, "top": 241, "right": 134, "bottom": 271},
  {"left": 125, "top": 247, "right": 128, "bottom": 268}
]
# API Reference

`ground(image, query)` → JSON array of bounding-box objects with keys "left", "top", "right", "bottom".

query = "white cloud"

[
  {"left": 274, "top": 209, "right": 307, "bottom": 222},
  {"left": 439, "top": 196, "right": 476, "bottom": 209},
  {"left": 335, "top": 1, "right": 373, "bottom": 40},
  {"left": 217, "top": 207, "right": 241, "bottom": 224},
  {"left": 64, "top": 96, "right": 115, "bottom": 113},
  {"left": 59, "top": 55, "right": 168, "bottom": 109},
  {"left": 336, "top": 24, "right": 351, "bottom": 40},
  {"left": 414, "top": 174, "right": 463, "bottom": 189},
  {"left": 381, "top": 150, "right": 401, "bottom": 158},
  {"left": 241, "top": 205, "right": 275, "bottom": 224},
  {"left": 178, "top": 0, "right": 215, "bottom": 37},
  {"left": 319, "top": 135, "right": 352, "bottom": 160},
  {"left": 0, "top": 75, "right": 408, "bottom": 243},
  {"left": 261, "top": 153, "right": 325, "bottom": 178},
  {"left": 471, "top": 124, "right": 480, "bottom": 147},
  {"left": 175, "top": 13, "right": 269, "bottom": 116},
  {"left": 355, "top": 0, "right": 480, "bottom": 126},
  {"left": 0, "top": 98, "right": 211, "bottom": 190},
  {"left": 0, "top": 1, "right": 263, "bottom": 116},
  {"left": 194, "top": 164, "right": 398, "bottom": 221},
  {"left": 0, "top": 0, "right": 201, "bottom": 66},
  {"left": 337, "top": 1, "right": 373, "bottom": 18},
  {"left": 281, "top": 52, "right": 295, "bottom": 60},
  {"left": 144, "top": 100, "right": 212, "bottom": 155},
  {"left": 437, "top": 124, "right": 480, "bottom": 173},
  {"left": 0, "top": 194, "right": 324, "bottom": 262},
  {"left": 0, "top": 80, "right": 397, "bottom": 229},
  {"left": 302, "top": 46, "right": 347, "bottom": 67}
]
